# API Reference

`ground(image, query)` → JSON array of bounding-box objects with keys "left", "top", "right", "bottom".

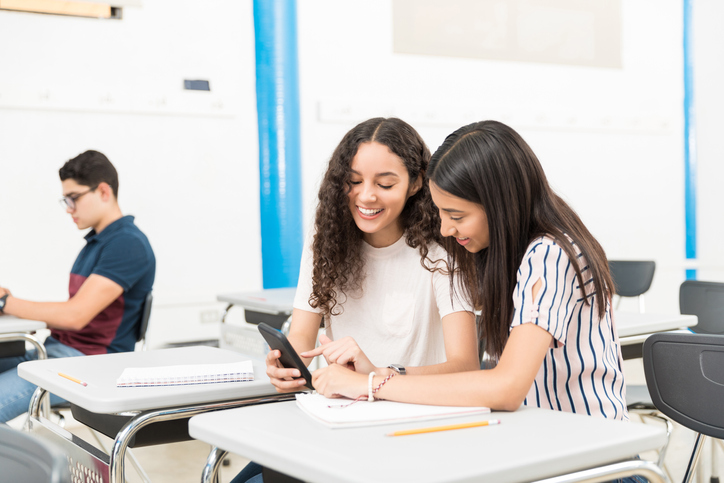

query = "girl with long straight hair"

[{"left": 313, "top": 120, "right": 628, "bottom": 423}]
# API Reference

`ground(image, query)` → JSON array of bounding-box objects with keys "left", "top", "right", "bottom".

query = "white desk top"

[
  {"left": 18, "top": 346, "right": 277, "bottom": 413},
  {"left": 189, "top": 402, "right": 667, "bottom": 483},
  {"left": 616, "top": 312, "right": 697, "bottom": 338},
  {"left": 217, "top": 288, "right": 296, "bottom": 314},
  {"left": 0, "top": 315, "right": 46, "bottom": 333}
]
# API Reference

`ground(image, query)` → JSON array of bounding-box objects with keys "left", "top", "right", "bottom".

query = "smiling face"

[
  {"left": 429, "top": 181, "right": 490, "bottom": 253},
  {"left": 347, "top": 142, "right": 422, "bottom": 248}
]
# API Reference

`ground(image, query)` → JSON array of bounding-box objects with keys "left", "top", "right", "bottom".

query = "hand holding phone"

[{"left": 258, "top": 323, "right": 314, "bottom": 390}]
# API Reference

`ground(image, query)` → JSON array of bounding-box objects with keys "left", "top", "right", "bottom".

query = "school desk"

[
  {"left": 189, "top": 401, "right": 669, "bottom": 483},
  {"left": 0, "top": 315, "right": 47, "bottom": 359},
  {"left": 217, "top": 288, "right": 297, "bottom": 362},
  {"left": 616, "top": 312, "right": 697, "bottom": 359},
  {"left": 17, "top": 346, "right": 292, "bottom": 483}
]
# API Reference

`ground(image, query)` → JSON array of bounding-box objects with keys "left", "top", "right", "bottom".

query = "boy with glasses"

[{"left": 0, "top": 150, "right": 155, "bottom": 423}]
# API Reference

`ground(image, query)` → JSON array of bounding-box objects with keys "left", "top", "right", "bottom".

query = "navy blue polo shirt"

[{"left": 51, "top": 215, "right": 155, "bottom": 355}]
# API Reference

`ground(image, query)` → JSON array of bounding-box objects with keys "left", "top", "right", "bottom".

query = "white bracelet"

[{"left": 368, "top": 371, "right": 376, "bottom": 402}]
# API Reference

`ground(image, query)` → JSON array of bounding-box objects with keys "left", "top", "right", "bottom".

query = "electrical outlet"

[{"left": 200, "top": 309, "right": 220, "bottom": 324}]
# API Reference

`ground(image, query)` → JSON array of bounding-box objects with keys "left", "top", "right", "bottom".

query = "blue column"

[
  {"left": 683, "top": 0, "right": 697, "bottom": 280},
  {"left": 254, "top": 0, "right": 303, "bottom": 289}
]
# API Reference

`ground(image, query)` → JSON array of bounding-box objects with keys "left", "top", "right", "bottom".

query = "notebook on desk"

[
  {"left": 295, "top": 393, "right": 490, "bottom": 429},
  {"left": 116, "top": 360, "right": 254, "bottom": 387}
]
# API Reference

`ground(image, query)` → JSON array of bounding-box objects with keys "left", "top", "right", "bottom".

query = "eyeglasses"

[{"left": 59, "top": 186, "right": 98, "bottom": 210}]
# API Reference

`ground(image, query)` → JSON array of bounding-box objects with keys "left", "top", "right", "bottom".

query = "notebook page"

[
  {"left": 296, "top": 393, "right": 489, "bottom": 428},
  {"left": 117, "top": 360, "right": 254, "bottom": 387}
]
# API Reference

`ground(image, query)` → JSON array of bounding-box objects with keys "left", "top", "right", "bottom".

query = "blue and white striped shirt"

[{"left": 510, "top": 236, "right": 628, "bottom": 421}]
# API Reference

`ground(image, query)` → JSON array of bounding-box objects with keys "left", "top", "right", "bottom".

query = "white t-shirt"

[{"left": 293, "top": 234, "right": 472, "bottom": 368}]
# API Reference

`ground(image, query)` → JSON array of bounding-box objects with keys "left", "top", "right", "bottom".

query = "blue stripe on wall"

[
  {"left": 683, "top": 0, "right": 697, "bottom": 280},
  {"left": 254, "top": 0, "right": 303, "bottom": 288}
]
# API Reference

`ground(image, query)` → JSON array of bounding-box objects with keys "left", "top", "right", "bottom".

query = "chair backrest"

[
  {"left": 680, "top": 280, "right": 724, "bottom": 336},
  {"left": 643, "top": 332, "right": 724, "bottom": 439},
  {"left": 0, "top": 424, "right": 71, "bottom": 483},
  {"left": 608, "top": 260, "right": 656, "bottom": 297},
  {"left": 137, "top": 291, "right": 153, "bottom": 344}
]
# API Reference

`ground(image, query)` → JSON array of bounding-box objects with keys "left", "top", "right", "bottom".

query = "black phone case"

[{"left": 258, "top": 322, "right": 314, "bottom": 390}]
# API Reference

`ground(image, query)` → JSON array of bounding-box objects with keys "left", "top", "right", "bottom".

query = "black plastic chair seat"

[
  {"left": 644, "top": 333, "right": 724, "bottom": 439},
  {"left": 70, "top": 404, "right": 193, "bottom": 448},
  {"left": 0, "top": 340, "right": 26, "bottom": 358},
  {"left": 609, "top": 260, "right": 656, "bottom": 297},
  {"left": 680, "top": 280, "right": 724, "bottom": 336},
  {"left": 0, "top": 424, "right": 71, "bottom": 483}
]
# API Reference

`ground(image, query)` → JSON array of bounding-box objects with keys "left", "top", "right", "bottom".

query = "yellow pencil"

[
  {"left": 58, "top": 372, "right": 88, "bottom": 387},
  {"left": 386, "top": 419, "right": 501, "bottom": 437}
]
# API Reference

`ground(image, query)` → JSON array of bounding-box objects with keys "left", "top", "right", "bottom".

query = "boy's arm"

[{"left": 1, "top": 274, "right": 124, "bottom": 330}]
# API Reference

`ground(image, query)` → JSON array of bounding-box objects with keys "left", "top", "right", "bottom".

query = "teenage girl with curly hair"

[
  {"left": 313, "top": 120, "right": 629, "bottom": 424},
  {"left": 232, "top": 118, "right": 479, "bottom": 483}
]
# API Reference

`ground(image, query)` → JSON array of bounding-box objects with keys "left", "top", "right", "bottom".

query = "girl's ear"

[{"left": 408, "top": 175, "right": 423, "bottom": 197}]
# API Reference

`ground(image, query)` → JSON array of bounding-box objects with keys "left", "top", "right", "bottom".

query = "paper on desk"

[
  {"left": 116, "top": 360, "right": 254, "bottom": 387},
  {"left": 295, "top": 393, "right": 490, "bottom": 429}
]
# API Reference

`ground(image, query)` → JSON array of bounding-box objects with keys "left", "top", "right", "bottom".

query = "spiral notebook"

[
  {"left": 295, "top": 393, "right": 490, "bottom": 428},
  {"left": 116, "top": 360, "right": 254, "bottom": 388}
]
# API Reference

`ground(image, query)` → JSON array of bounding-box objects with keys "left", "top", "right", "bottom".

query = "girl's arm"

[
  {"left": 312, "top": 323, "right": 551, "bottom": 409},
  {"left": 266, "top": 308, "right": 322, "bottom": 392},
  {"left": 299, "top": 310, "right": 479, "bottom": 376},
  {"left": 313, "top": 281, "right": 553, "bottom": 410},
  {"left": 403, "top": 310, "right": 479, "bottom": 375}
]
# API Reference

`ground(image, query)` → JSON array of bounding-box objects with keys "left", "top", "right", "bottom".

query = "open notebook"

[
  {"left": 116, "top": 360, "right": 254, "bottom": 387},
  {"left": 296, "top": 393, "right": 489, "bottom": 429}
]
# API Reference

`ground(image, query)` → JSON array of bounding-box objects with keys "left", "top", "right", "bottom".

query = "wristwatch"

[
  {"left": 0, "top": 293, "right": 8, "bottom": 313},
  {"left": 388, "top": 364, "right": 406, "bottom": 375}
]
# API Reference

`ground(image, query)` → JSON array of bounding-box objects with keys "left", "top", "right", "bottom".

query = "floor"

[{"left": 7, "top": 361, "right": 722, "bottom": 483}]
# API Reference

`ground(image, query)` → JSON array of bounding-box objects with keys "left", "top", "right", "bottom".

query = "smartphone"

[{"left": 258, "top": 322, "right": 314, "bottom": 390}]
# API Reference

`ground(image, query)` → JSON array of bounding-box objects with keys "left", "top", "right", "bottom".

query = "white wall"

[
  {"left": 0, "top": 0, "right": 717, "bottom": 347},
  {"left": 297, "top": 0, "right": 686, "bottom": 314},
  {"left": 693, "top": 0, "right": 724, "bottom": 283},
  {"left": 0, "top": 1, "right": 261, "bottom": 346}
]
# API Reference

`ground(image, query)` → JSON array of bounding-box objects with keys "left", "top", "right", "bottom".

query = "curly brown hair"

[{"left": 309, "top": 117, "right": 443, "bottom": 317}]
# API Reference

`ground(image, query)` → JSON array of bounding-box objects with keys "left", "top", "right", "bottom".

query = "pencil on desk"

[
  {"left": 58, "top": 372, "right": 87, "bottom": 387},
  {"left": 386, "top": 419, "right": 501, "bottom": 437}
]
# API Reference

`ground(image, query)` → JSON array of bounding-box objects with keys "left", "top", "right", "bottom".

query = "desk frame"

[
  {"left": 199, "top": 445, "right": 668, "bottom": 483},
  {"left": 27, "top": 388, "right": 294, "bottom": 483},
  {"left": 0, "top": 332, "right": 47, "bottom": 359}
]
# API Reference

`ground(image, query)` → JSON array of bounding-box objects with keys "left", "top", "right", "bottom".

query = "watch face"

[{"left": 389, "top": 364, "right": 406, "bottom": 375}]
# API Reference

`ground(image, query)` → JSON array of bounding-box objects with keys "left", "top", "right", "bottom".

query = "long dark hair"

[
  {"left": 429, "top": 120, "right": 613, "bottom": 359},
  {"left": 310, "top": 117, "right": 442, "bottom": 316}
]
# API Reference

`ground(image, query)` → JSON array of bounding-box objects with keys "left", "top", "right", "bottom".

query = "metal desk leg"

[
  {"left": 533, "top": 459, "right": 669, "bottom": 483},
  {"left": 220, "top": 303, "right": 234, "bottom": 323},
  {"left": 6, "top": 333, "right": 50, "bottom": 418},
  {"left": 29, "top": 386, "right": 47, "bottom": 418},
  {"left": 110, "top": 394, "right": 295, "bottom": 483},
  {"left": 201, "top": 447, "right": 228, "bottom": 483}
]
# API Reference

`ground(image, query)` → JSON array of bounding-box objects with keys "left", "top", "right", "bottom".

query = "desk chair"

[
  {"left": 643, "top": 332, "right": 724, "bottom": 483},
  {"left": 0, "top": 424, "right": 71, "bottom": 483},
  {"left": 609, "top": 260, "right": 656, "bottom": 313},
  {"left": 680, "top": 280, "right": 724, "bottom": 336},
  {"left": 679, "top": 281, "right": 724, "bottom": 482}
]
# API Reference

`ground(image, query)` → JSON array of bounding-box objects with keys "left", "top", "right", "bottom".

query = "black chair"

[
  {"left": 609, "top": 260, "right": 656, "bottom": 312},
  {"left": 0, "top": 424, "right": 71, "bottom": 483},
  {"left": 644, "top": 332, "right": 724, "bottom": 483},
  {"left": 680, "top": 280, "right": 724, "bottom": 336}
]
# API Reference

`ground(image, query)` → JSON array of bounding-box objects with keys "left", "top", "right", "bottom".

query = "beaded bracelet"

[
  {"left": 371, "top": 372, "right": 396, "bottom": 401},
  {"left": 367, "top": 371, "right": 376, "bottom": 402}
]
